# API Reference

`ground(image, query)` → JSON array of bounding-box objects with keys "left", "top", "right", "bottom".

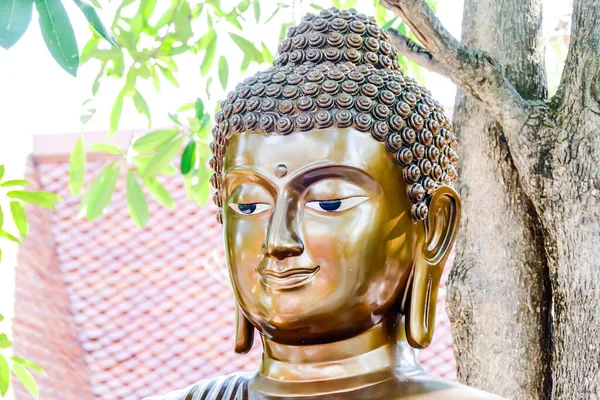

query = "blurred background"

[{"left": 0, "top": 0, "right": 571, "bottom": 398}]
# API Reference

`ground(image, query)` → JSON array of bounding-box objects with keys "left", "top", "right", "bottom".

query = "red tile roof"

[{"left": 14, "top": 143, "right": 456, "bottom": 399}]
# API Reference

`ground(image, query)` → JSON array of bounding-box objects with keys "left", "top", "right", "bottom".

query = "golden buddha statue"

[{"left": 147, "top": 7, "right": 505, "bottom": 400}]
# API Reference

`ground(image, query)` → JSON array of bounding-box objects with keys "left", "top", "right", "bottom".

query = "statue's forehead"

[{"left": 223, "top": 128, "right": 394, "bottom": 178}]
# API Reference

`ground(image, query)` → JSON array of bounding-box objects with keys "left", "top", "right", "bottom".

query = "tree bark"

[
  {"left": 381, "top": 0, "right": 600, "bottom": 398},
  {"left": 546, "top": 1, "right": 600, "bottom": 397},
  {"left": 448, "top": 0, "right": 552, "bottom": 398}
]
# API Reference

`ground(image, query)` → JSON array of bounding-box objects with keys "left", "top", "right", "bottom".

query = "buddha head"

[{"left": 208, "top": 7, "right": 461, "bottom": 353}]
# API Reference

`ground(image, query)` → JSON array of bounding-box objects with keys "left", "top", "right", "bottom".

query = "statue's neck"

[{"left": 254, "top": 315, "right": 421, "bottom": 396}]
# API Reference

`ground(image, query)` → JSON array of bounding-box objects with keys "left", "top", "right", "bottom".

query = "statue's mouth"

[{"left": 259, "top": 266, "right": 320, "bottom": 290}]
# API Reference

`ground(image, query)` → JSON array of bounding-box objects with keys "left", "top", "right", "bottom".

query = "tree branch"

[
  {"left": 387, "top": 30, "right": 449, "bottom": 79},
  {"left": 380, "top": 0, "right": 531, "bottom": 132},
  {"left": 555, "top": 0, "right": 600, "bottom": 116}
]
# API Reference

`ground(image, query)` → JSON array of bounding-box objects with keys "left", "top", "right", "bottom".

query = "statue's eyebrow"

[
  {"left": 222, "top": 167, "right": 277, "bottom": 197},
  {"left": 286, "top": 163, "right": 379, "bottom": 193}
]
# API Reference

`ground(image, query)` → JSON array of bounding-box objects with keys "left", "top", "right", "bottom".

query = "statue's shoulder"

[
  {"left": 415, "top": 378, "right": 507, "bottom": 400},
  {"left": 396, "top": 370, "right": 507, "bottom": 400},
  {"left": 143, "top": 371, "right": 253, "bottom": 400}
]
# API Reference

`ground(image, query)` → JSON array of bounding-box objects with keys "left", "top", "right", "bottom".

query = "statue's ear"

[
  {"left": 405, "top": 186, "right": 461, "bottom": 349},
  {"left": 234, "top": 303, "right": 254, "bottom": 354}
]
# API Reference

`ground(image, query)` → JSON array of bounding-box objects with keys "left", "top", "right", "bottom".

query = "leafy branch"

[
  {"left": 0, "top": 314, "right": 47, "bottom": 398},
  {"left": 0, "top": 164, "right": 60, "bottom": 398},
  {"left": 69, "top": 98, "right": 212, "bottom": 227}
]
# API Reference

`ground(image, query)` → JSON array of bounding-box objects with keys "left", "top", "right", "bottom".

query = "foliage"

[
  {"left": 0, "top": 0, "right": 116, "bottom": 76},
  {"left": 2, "top": 0, "right": 438, "bottom": 229},
  {"left": 0, "top": 166, "right": 61, "bottom": 398},
  {"left": 68, "top": 0, "right": 432, "bottom": 228},
  {"left": 0, "top": 165, "right": 63, "bottom": 262},
  {"left": 0, "top": 313, "right": 47, "bottom": 398}
]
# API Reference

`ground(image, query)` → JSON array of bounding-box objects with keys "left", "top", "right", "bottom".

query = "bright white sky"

[{"left": 0, "top": 2, "right": 571, "bottom": 396}]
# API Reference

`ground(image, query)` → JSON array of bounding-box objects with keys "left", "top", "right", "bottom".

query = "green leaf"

[
  {"left": 0, "top": 0, "right": 34, "bottom": 49},
  {"left": 13, "top": 363, "right": 39, "bottom": 398},
  {"left": 133, "top": 91, "right": 151, "bottom": 127},
  {"left": 0, "top": 165, "right": 4, "bottom": 181},
  {"left": 126, "top": 169, "right": 149, "bottom": 227},
  {"left": 141, "top": 0, "right": 157, "bottom": 20},
  {"left": 35, "top": 0, "right": 79, "bottom": 76},
  {"left": 142, "top": 177, "right": 174, "bottom": 208},
  {"left": 7, "top": 191, "right": 61, "bottom": 208},
  {"left": 253, "top": 0, "right": 260, "bottom": 23},
  {"left": 196, "top": 176, "right": 210, "bottom": 205},
  {"left": 169, "top": 44, "right": 190, "bottom": 55},
  {"left": 265, "top": 4, "right": 285, "bottom": 24},
  {"left": 0, "top": 334, "right": 12, "bottom": 349},
  {"left": 398, "top": 22, "right": 407, "bottom": 36},
  {"left": 125, "top": 67, "right": 137, "bottom": 90},
  {"left": 0, "top": 355, "right": 9, "bottom": 396},
  {"left": 195, "top": 31, "right": 215, "bottom": 51},
  {"left": 73, "top": 0, "right": 117, "bottom": 47},
  {"left": 180, "top": 140, "right": 196, "bottom": 175},
  {"left": 200, "top": 36, "right": 217, "bottom": 76},
  {"left": 177, "top": 102, "right": 195, "bottom": 112},
  {"left": 261, "top": 41, "right": 273, "bottom": 64},
  {"left": 224, "top": 10, "right": 242, "bottom": 30},
  {"left": 237, "top": 0, "right": 250, "bottom": 12},
  {"left": 194, "top": 98, "right": 204, "bottom": 120},
  {"left": 89, "top": 142, "right": 123, "bottom": 155},
  {"left": 381, "top": 17, "right": 398, "bottom": 31},
  {"left": 132, "top": 129, "right": 179, "bottom": 153},
  {"left": 133, "top": 156, "right": 177, "bottom": 176},
  {"left": 240, "top": 55, "right": 250, "bottom": 73},
  {"left": 109, "top": 88, "right": 125, "bottom": 137},
  {"left": 0, "top": 179, "right": 28, "bottom": 187},
  {"left": 0, "top": 207, "right": 3, "bottom": 228},
  {"left": 10, "top": 201, "right": 28, "bottom": 237},
  {"left": 0, "top": 229, "right": 20, "bottom": 244},
  {"left": 142, "top": 136, "right": 183, "bottom": 177},
  {"left": 204, "top": 76, "right": 213, "bottom": 100},
  {"left": 69, "top": 136, "right": 85, "bottom": 196},
  {"left": 174, "top": 0, "right": 193, "bottom": 43},
  {"left": 82, "top": 163, "right": 120, "bottom": 220},
  {"left": 11, "top": 357, "right": 45, "bottom": 375},
  {"left": 229, "top": 33, "right": 262, "bottom": 62},
  {"left": 80, "top": 107, "right": 96, "bottom": 124},
  {"left": 92, "top": 67, "right": 104, "bottom": 95},
  {"left": 218, "top": 56, "right": 228, "bottom": 90},
  {"left": 168, "top": 112, "right": 181, "bottom": 125},
  {"left": 425, "top": 0, "right": 438, "bottom": 13},
  {"left": 150, "top": 66, "right": 161, "bottom": 92},
  {"left": 157, "top": 65, "right": 179, "bottom": 87},
  {"left": 0, "top": 315, "right": 3, "bottom": 322}
]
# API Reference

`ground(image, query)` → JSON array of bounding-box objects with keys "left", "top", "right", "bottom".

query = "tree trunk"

[
  {"left": 447, "top": 0, "right": 552, "bottom": 398},
  {"left": 545, "top": 1, "right": 600, "bottom": 397},
  {"left": 380, "top": 0, "right": 600, "bottom": 398}
]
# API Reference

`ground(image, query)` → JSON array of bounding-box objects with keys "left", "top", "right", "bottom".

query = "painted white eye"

[
  {"left": 229, "top": 203, "right": 272, "bottom": 215},
  {"left": 305, "top": 196, "right": 368, "bottom": 213}
]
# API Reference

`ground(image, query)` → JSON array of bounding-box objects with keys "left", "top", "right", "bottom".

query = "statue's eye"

[
  {"left": 305, "top": 196, "right": 368, "bottom": 213},
  {"left": 229, "top": 203, "right": 272, "bottom": 215}
]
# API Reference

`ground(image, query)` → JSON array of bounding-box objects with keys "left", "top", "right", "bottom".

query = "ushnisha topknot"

[{"left": 209, "top": 7, "right": 459, "bottom": 223}]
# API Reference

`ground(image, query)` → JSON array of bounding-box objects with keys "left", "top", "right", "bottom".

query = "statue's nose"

[{"left": 262, "top": 198, "right": 304, "bottom": 260}]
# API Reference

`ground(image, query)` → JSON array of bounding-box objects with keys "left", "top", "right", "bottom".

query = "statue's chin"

[{"left": 250, "top": 311, "right": 388, "bottom": 346}]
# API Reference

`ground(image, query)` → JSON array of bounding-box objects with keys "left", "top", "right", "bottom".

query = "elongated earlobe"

[
  {"left": 234, "top": 303, "right": 254, "bottom": 354},
  {"left": 405, "top": 258, "right": 438, "bottom": 349},
  {"left": 405, "top": 186, "right": 461, "bottom": 348}
]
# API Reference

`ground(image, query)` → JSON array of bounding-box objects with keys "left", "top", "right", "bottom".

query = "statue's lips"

[{"left": 259, "top": 266, "right": 320, "bottom": 290}]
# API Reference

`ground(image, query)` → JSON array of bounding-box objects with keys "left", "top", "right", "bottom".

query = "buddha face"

[{"left": 222, "top": 128, "right": 425, "bottom": 345}]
